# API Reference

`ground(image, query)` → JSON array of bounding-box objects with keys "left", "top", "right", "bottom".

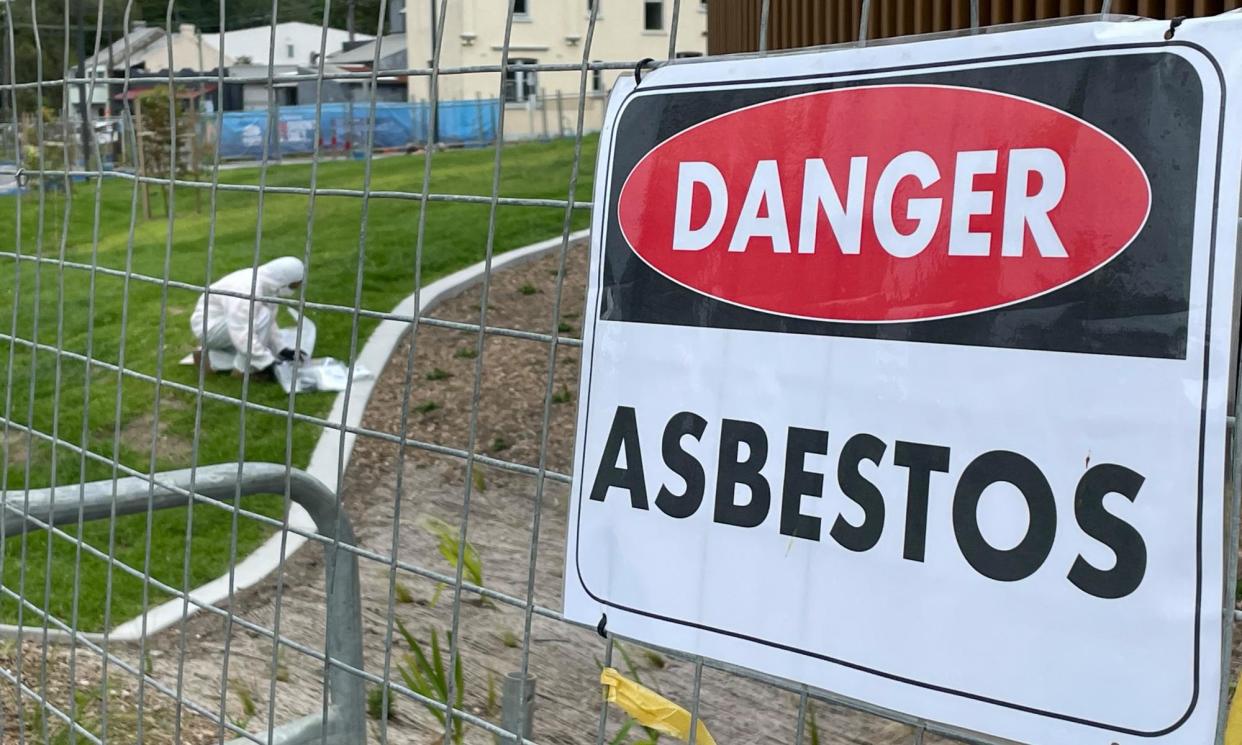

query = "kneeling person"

[{"left": 190, "top": 256, "right": 308, "bottom": 377}]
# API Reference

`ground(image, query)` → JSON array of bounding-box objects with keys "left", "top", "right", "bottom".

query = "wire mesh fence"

[{"left": 0, "top": 1, "right": 1236, "bottom": 744}]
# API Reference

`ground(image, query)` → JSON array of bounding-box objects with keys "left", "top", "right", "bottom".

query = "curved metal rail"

[{"left": 0, "top": 462, "right": 364, "bottom": 745}]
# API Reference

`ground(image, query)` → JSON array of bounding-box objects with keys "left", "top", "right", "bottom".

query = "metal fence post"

[
  {"left": 498, "top": 672, "right": 536, "bottom": 744},
  {"left": 475, "top": 92, "right": 486, "bottom": 144},
  {"left": 539, "top": 92, "right": 550, "bottom": 141},
  {"left": 526, "top": 95, "right": 535, "bottom": 141},
  {"left": 555, "top": 90, "right": 564, "bottom": 138}
]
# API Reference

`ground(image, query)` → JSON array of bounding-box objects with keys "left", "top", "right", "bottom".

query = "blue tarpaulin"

[{"left": 217, "top": 100, "right": 499, "bottom": 160}]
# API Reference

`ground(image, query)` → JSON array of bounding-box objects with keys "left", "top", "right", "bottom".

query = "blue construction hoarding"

[{"left": 216, "top": 100, "right": 499, "bottom": 159}]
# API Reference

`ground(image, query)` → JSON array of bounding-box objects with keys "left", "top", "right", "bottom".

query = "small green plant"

[
  {"left": 426, "top": 367, "right": 453, "bottom": 381},
  {"left": 455, "top": 346, "right": 478, "bottom": 359},
  {"left": 500, "top": 630, "right": 520, "bottom": 648},
  {"left": 367, "top": 686, "right": 397, "bottom": 721},
  {"left": 552, "top": 386, "right": 573, "bottom": 405},
  {"left": 421, "top": 516, "right": 485, "bottom": 593},
  {"left": 490, "top": 436, "right": 511, "bottom": 452},
  {"left": 229, "top": 679, "right": 258, "bottom": 729},
  {"left": 395, "top": 582, "right": 415, "bottom": 604},
  {"left": 615, "top": 642, "right": 643, "bottom": 685},
  {"left": 558, "top": 321, "right": 574, "bottom": 334},
  {"left": 486, "top": 670, "right": 499, "bottom": 716},
  {"left": 395, "top": 621, "right": 465, "bottom": 745},
  {"left": 472, "top": 468, "right": 487, "bottom": 493},
  {"left": 808, "top": 702, "right": 821, "bottom": 745},
  {"left": 519, "top": 283, "right": 540, "bottom": 295},
  {"left": 238, "top": 685, "right": 257, "bottom": 718},
  {"left": 641, "top": 650, "right": 666, "bottom": 670},
  {"left": 608, "top": 719, "right": 636, "bottom": 745},
  {"left": 416, "top": 400, "right": 440, "bottom": 414},
  {"left": 275, "top": 649, "right": 290, "bottom": 682}
]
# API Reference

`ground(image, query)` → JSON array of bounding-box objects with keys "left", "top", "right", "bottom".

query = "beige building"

[
  {"left": 72, "top": 23, "right": 231, "bottom": 117},
  {"left": 85, "top": 22, "right": 231, "bottom": 75},
  {"left": 406, "top": 0, "right": 707, "bottom": 136}
]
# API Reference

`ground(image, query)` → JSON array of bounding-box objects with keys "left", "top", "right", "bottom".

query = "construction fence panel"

[{"left": 0, "top": 2, "right": 1237, "bottom": 745}]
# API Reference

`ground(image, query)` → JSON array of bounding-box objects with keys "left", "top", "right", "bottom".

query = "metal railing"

[{"left": 0, "top": 463, "right": 364, "bottom": 743}]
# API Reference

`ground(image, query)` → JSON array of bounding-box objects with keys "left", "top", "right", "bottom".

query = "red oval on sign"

[{"left": 616, "top": 85, "right": 1151, "bottom": 322}]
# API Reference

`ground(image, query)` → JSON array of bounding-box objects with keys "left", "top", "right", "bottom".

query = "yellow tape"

[
  {"left": 600, "top": 667, "right": 717, "bottom": 745},
  {"left": 1226, "top": 683, "right": 1242, "bottom": 745}
]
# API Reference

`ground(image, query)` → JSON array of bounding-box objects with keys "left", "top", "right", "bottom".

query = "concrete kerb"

[{"left": 0, "top": 229, "right": 589, "bottom": 643}]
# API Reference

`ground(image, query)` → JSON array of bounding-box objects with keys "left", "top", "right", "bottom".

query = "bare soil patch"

[
  {"left": 0, "top": 433, "right": 26, "bottom": 469},
  {"left": 118, "top": 411, "right": 194, "bottom": 465},
  {"left": 0, "top": 639, "right": 217, "bottom": 744}
]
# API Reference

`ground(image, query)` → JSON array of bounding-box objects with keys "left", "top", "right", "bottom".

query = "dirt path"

[{"left": 54, "top": 240, "right": 1233, "bottom": 744}]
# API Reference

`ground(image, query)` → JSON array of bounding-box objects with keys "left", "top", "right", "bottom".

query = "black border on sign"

[{"left": 572, "top": 40, "right": 1228, "bottom": 738}]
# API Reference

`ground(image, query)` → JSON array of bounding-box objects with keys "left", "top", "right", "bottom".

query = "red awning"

[{"left": 112, "top": 83, "right": 217, "bottom": 101}]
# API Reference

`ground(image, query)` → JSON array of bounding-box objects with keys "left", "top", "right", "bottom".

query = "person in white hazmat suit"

[{"left": 190, "top": 256, "right": 308, "bottom": 376}]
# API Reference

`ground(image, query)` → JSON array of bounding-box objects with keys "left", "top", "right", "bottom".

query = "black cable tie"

[
  {"left": 634, "top": 58, "right": 655, "bottom": 85},
  {"left": 1164, "top": 16, "right": 1185, "bottom": 40},
  {"left": 13, "top": 168, "right": 27, "bottom": 188},
  {"left": 596, "top": 612, "right": 608, "bottom": 638}
]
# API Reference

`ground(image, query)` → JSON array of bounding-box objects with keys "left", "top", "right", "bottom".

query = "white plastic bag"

[{"left": 272, "top": 357, "right": 373, "bottom": 394}]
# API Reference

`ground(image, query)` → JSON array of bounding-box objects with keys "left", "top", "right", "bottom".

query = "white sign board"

[{"left": 565, "top": 15, "right": 1242, "bottom": 744}]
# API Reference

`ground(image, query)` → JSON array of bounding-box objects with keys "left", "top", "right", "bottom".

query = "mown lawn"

[{"left": 0, "top": 136, "right": 596, "bottom": 630}]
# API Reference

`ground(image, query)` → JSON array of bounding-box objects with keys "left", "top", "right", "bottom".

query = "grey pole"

[
  {"left": 539, "top": 89, "right": 549, "bottom": 141},
  {"left": 74, "top": 0, "right": 91, "bottom": 167},
  {"left": 475, "top": 92, "right": 485, "bottom": 144},
  {"left": 498, "top": 672, "right": 536, "bottom": 744},
  {"left": 554, "top": 89, "right": 563, "bottom": 138}
]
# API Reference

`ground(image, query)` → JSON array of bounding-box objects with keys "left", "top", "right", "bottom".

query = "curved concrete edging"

[{"left": 2, "top": 230, "right": 588, "bottom": 643}]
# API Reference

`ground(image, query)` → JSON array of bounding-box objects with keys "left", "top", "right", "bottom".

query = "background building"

[
  {"left": 202, "top": 22, "right": 368, "bottom": 68},
  {"left": 323, "top": 33, "right": 410, "bottom": 103},
  {"left": 70, "top": 22, "right": 229, "bottom": 118},
  {"left": 406, "top": 0, "right": 707, "bottom": 136}
]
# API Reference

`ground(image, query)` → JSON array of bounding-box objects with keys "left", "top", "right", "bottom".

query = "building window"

[
  {"left": 591, "top": 64, "right": 603, "bottom": 92},
  {"left": 643, "top": 0, "right": 663, "bottom": 30},
  {"left": 675, "top": 51, "right": 703, "bottom": 58},
  {"left": 505, "top": 58, "right": 538, "bottom": 103},
  {"left": 286, "top": 42, "right": 295, "bottom": 58},
  {"left": 513, "top": 0, "right": 529, "bottom": 16}
]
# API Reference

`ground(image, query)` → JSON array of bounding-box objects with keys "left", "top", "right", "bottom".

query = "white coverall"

[{"left": 189, "top": 257, "right": 305, "bottom": 373}]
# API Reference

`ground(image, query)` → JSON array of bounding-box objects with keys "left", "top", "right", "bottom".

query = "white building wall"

[
  {"left": 203, "top": 22, "right": 368, "bottom": 68},
  {"left": 157, "top": 28, "right": 228, "bottom": 71},
  {"left": 406, "top": 0, "right": 707, "bottom": 103}
]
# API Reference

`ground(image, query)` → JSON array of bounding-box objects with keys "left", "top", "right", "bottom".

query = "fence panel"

[{"left": 0, "top": 2, "right": 1237, "bottom": 745}]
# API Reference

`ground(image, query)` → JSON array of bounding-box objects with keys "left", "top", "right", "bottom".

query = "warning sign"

[{"left": 564, "top": 15, "right": 1242, "bottom": 744}]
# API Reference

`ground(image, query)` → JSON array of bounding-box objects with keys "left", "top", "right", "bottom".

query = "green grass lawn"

[{"left": 0, "top": 136, "right": 596, "bottom": 631}]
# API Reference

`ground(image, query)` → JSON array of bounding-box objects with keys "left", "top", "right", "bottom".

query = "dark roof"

[{"left": 324, "top": 33, "right": 407, "bottom": 69}]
